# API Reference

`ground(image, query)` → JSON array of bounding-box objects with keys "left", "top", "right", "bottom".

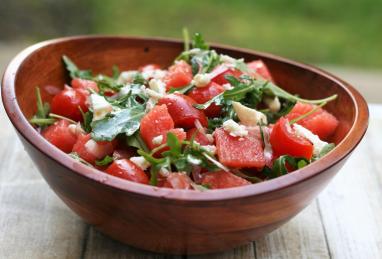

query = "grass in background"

[
  {"left": 1, "top": 0, "right": 381, "bottom": 68},
  {"left": 91, "top": 0, "right": 382, "bottom": 68}
]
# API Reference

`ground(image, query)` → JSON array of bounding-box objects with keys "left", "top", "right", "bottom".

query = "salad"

[{"left": 30, "top": 32, "right": 339, "bottom": 190}]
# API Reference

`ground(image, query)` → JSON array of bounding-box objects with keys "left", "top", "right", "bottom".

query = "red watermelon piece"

[
  {"left": 214, "top": 127, "right": 265, "bottom": 168},
  {"left": 201, "top": 171, "right": 250, "bottom": 189},
  {"left": 285, "top": 102, "right": 339, "bottom": 140},
  {"left": 140, "top": 105, "right": 174, "bottom": 150}
]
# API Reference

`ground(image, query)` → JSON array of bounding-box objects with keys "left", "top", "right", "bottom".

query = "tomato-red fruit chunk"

[
  {"left": 246, "top": 60, "right": 274, "bottom": 82},
  {"left": 140, "top": 105, "right": 175, "bottom": 150},
  {"left": 105, "top": 159, "right": 149, "bottom": 184},
  {"left": 164, "top": 60, "right": 193, "bottom": 90},
  {"left": 139, "top": 64, "right": 161, "bottom": 72},
  {"left": 186, "top": 128, "right": 212, "bottom": 145},
  {"left": 211, "top": 64, "right": 242, "bottom": 85},
  {"left": 72, "top": 134, "right": 116, "bottom": 165},
  {"left": 158, "top": 93, "right": 208, "bottom": 129},
  {"left": 51, "top": 86, "right": 88, "bottom": 121},
  {"left": 285, "top": 102, "right": 339, "bottom": 140},
  {"left": 71, "top": 78, "right": 99, "bottom": 93},
  {"left": 214, "top": 127, "right": 266, "bottom": 168},
  {"left": 42, "top": 120, "right": 77, "bottom": 153},
  {"left": 201, "top": 171, "right": 250, "bottom": 189},
  {"left": 188, "top": 82, "right": 225, "bottom": 117},
  {"left": 270, "top": 117, "right": 314, "bottom": 160},
  {"left": 163, "top": 173, "right": 193, "bottom": 190}
]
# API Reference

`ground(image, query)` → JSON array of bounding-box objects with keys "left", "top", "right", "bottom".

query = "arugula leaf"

[
  {"left": 132, "top": 73, "right": 147, "bottom": 85},
  {"left": 112, "top": 65, "right": 120, "bottom": 80},
  {"left": 91, "top": 106, "right": 145, "bottom": 141},
  {"left": 79, "top": 108, "right": 93, "bottom": 133},
  {"left": 95, "top": 155, "right": 114, "bottom": 166},
  {"left": 263, "top": 155, "right": 309, "bottom": 179},
  {"left": 263, "top": 100, "right": 296, "bottom": 123},
  {"left": 62, "top": 55, "right": 92, "bottom": 80},
  {"left": 30, "top": 87, "right": 55, "bottom": 127},
  {"left": 165, "top": 132, "right": 182, "bottom": 156},
  {"left": 126, "top": 132, "right": 149, "bottom": 152},
  {"left": 192, "top": 32, "right": 209, "bottom": 50},
  {"left": 312, "top": 143, "right": 335, "bottom": 161},
  {"left": 168, "top": 84, "right": 195, "bottom": 94},
  {"left": 263, "top": 81, "right": 337, "bottom": 104}
]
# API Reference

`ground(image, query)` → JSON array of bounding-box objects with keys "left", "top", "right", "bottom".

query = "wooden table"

[{"left": 0, "top": 103, "right": 381, "bottom": 259}]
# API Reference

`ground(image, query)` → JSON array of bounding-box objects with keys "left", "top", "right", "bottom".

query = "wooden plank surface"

[{"left": 0, "top": 96, "right": 381, "bottom": 259}]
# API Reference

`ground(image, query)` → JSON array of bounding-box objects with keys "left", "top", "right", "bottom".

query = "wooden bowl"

[{"left": 1, "top": 36, "right": 368, "bottom": 254}]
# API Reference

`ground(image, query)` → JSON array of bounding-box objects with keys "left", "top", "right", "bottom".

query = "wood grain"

[
  {"left": 317, "top": 106, "right": 382, "bottom": 259},
  {"left": 1, "top": 36, "right": 369, "bottom": 254},
  {"left": 0, "top": 105, "right": 380, "bottom": 257}
]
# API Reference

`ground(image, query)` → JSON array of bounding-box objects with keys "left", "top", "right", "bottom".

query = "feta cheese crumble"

[
  {"left": 130, "top": 156, "right": 150, "bottom": 170},
  {"left": 192, "top": 73, "right": 212, "bottom": 88},
  {"left": 152, "top": 135, "right": 163, "bottom": 145},
  {"left": 293, "top": 124, "right": 329, "bottom": 156},
  {"left": 222, "top": 83, "right": 233, "bottom": 90},
  {"left": 89, "top": 94, "right": 113, "bottom": 121},
  {"left": 117, "top": 71, "right": 138, "bottom": 84},
  {"left": 201, "top": 145, "right": 217, "bottom": 155},
  {"left": 148, "top": 78, "right": 166, "bottom": 95},
  {"left": 232, "top": 101, "right": 268, "bottom": 126},
  {"left": 264, "top": 96, "right": 281, "bottom": 113},
  {"left": 222, "top": 119, "right": 248, "bottom": 137}
]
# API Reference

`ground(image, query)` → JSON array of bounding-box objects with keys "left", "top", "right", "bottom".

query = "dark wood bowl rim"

[{"left": 1, "top": 35, "right": 369, "bottom": 202}]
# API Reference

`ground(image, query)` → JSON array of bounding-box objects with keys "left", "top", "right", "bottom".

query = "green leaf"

[
  {"left": 168, "top": 84, "right": 195, "bottom": 94},
  {"left": 112, "top": 65, "right": 120, "bottom": 80},
  {"left": 263, "top": 100, "right": 296, "bottom": 123},
  {"left": 132, "top": 73, "right": 146, "bottom": 85},
  {"left": 194, "top": 93, "right": 224, "bottom": 110},
  {"left": 126, "top": 132, "right": 149, "bottom": 152},
  {"left": 313, "top": 143, "right": 336, "bottom": 161},
  {"left": 264, "top": 155, "right": 310, "bottom": 179},
  {"left": 263, "top": 81, "right": 337, "bottom": 104},
  {"left": 95, "top": 155, "right": 114, "bottom": 166},
  {"left": 62, "top": 55, "right": 92, "bottom": 80},
  {"left": 30, "top": 87, "right": 55, "bottom": 127},
  {"left": 91, "top": 106, "right": 145, "bottom": 141},
  {"left": 79, "top": 108, "right": 93, "bottom": 133},
  {"left": 192, "top": 32, "right": 209, "bottom": 50},
  {"left": 166, "top": 132, "right": 182, "bottom": 156}
]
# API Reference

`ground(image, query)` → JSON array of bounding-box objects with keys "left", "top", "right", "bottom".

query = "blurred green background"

[{"left": 1, "top": 0, "right": 382, "bottom": 68}]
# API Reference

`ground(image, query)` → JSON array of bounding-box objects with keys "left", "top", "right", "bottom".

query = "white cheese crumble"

[
  {"left": 192, "top": 73, "right": 212, "bottom": 88},
  {"left": 222, "top": 83, "right": 233, "bottom": 90},
  {"left": 232, "top": 101, "right": 268, "bottom": 126},
  {"left": 130, "top": 156, "right": 150, "bottom": 170},
  {"left": 188, "top": 48, "right": 202, "bottom": 55},
  {"left": 89, "top": 94, "right": 113, "bottom": 121},
  {"left": 145, "top": 89, "right": 164, "bottom": 100},
  {"left": 68, "top": 122, "right": 85, "bottom": 136},
  {"left": 117, "top": 71, "right": 138, "bottom": 84},
  {"left": 264, "top": 96, "right": 281, "bottom": 113},
  {"left": 148, "top": 78, "right": 166, "bottom": 94},
  {"left": 152, "top": 135, "right": 163, "bottom": 145},
  {"left": 84, "top": 139, "right": 104, "bottom": 159},
  {"left": 201, "top": 145, "right": 217, "bottom": 155},
  {"left": 142, "top": 69, "right": 167, "bottom": 80},
  {"left": 293, "top": 124, "right": 328, "bottom": 156},
  {"left": 222, "top": 119, "right": 248, "bottom": 137},
  {"left": 220, "top": 54, "right": 237, "bottom": 64}
]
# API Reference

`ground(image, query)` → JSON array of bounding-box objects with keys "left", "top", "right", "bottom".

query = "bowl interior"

[
  {"left": 15, "top": 37, "right": 353, "bottom": 144},
  {"left": 2, "top": 36, "right": 368, "bottom": 201}
]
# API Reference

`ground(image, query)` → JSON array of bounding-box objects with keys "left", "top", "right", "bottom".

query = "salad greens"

[{"left": 29, "top": 30, "right": 339, "bottom": 190}]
